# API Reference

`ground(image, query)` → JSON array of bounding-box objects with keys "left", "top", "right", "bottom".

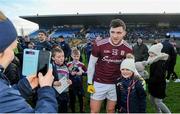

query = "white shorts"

[{"left": 90, "top": 81, "right": 117, "bottom": 101}]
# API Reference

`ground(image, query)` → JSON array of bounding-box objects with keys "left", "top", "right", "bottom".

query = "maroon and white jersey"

[
  {"left": 92, "top": 38, "right": 132, "bottom": 84},
  {"left": 67, "top": 61, "right": 87, "bottom": 73}
]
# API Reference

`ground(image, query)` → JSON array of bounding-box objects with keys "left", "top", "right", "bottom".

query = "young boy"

[
  {"left": 147, "top": 43, "right": 171, "bottom": 113},
  {"left": 116, "top": 58, "right": 146, "bottom": 113},
  {"left": 67, "top": 48, "right": 87, "bottom": 113},
  {"left": 51, "top": 48, "right": 72, "bottom": 113}
]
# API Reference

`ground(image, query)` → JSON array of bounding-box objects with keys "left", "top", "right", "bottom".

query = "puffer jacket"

[
  {"left": 115, "top": 76, "right": 146, "bottom": 113},
  {"left": 0, "top": 72, "right": 58, "bottom": 113}
]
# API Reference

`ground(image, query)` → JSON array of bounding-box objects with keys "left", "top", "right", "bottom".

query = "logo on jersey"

[
  {"left": 120, "top": 50, "right": 125, "bottom": 56},
  {"left": 112, "top": 49, "right": 118, "bottom": 55},
  {"left": 104, "top": 50, "right": 111, "bottom": 53}
]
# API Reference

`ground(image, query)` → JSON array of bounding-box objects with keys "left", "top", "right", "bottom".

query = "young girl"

[
  {"left": 147, "top": 43, "right": 171, "bottom": 113},
  {"left": 51, "top": 48, "right": 72, "bottom": 113},
  {"left": 116, "top": 58, "right": 146, "bottom": 113}
]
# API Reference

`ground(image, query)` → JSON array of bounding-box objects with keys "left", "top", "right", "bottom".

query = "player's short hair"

[
  {"left": 38, "top": 30, "right": 47, "bottom": 36},
  {"left": 110, "top": 19, "right": 126, "bottom": 30},
  {"left": 58, "top": 35, "right": 64, "bottom": 39}
]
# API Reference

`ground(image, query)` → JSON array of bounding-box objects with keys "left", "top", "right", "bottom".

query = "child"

[
  {"left": 147, "top": 43, "right": 171, "bottom": 113},
  {"left": 116, "top": 58, "right": 146, "bottom": 113},
  {"left": 51, "top": 48, "right": 72, "bottom": 113},
  {"left": 67, "top": 48, "right": 87, "bottom": 113}
]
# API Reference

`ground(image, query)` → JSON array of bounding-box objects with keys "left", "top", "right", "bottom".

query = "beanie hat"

[
  {"left": 147, "top": 43, "right": 169, "bottom": 64},
  {"left": 0, "top": 18, "right": 17, "bottom": 52},
  {"left": 120, "top": 58, "right": 136, "bottom": 73},
  {"left": 148, "top": 43, "right": 163, "bottom": 56}
]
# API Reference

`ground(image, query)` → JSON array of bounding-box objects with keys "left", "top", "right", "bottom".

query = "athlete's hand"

[{"left": 87, "top": 84, "right": 95, "bottom": 93}]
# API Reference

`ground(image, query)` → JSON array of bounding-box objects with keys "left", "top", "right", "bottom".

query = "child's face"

[
  {"left": 52, "top": 52, "right": 64, "bottom": 65},
  {"left": 72, "top": 54, "right": 80, "bottom": 62},
  {"left": 120, "top": 68, "right": 134, "bottom": 78},
  {"left": 28, "top": 44, "right": 34, "bottom": 49},
  {"left": 149, "top": 52, "right": 156, "bottom": 58}
]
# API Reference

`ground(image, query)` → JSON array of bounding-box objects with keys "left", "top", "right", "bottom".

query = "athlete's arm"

[{"left": 87, "top": 54, "right": 98, "bottom": 84}]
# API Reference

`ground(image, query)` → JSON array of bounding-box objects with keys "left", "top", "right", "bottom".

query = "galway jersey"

[{"left": 92, "top": 38, "right": 132, "bottom": 84}]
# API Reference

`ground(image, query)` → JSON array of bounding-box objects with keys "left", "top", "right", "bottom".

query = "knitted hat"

[
  {"left": 120, "top": 58, "right": 136, "bottom": 73},
  {"left": 148, "top": 43, "right": 163, "bottom": 56},
  {"left": 0, "top": 16, "right": 17, "bottom": 52}
]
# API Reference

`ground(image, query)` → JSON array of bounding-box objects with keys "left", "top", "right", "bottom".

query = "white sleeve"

[{"left": 87, "top": 54, "right": 98, "bottom": 84}]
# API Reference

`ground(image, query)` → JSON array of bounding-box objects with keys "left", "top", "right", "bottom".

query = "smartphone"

[
  {"left": 37, "top": 50, "right": 51, "bottom": 75},
  {"left": 22, "top": 49, "right": 39, "bottom": 76},
  {"left": 22, "top": 49, "right": 51, "bottom": 76}
]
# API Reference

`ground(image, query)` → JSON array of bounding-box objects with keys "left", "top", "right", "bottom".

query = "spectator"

[
  {"left": 84, "top": 39, "right": 93, "bottom": 62},
  {"left": 133, "top": 38, "right": 149, "bottom": 62},
  {"left": 51, "top": 48, "right": 72, "bottom": 113},
  {"left": 35, "top": 30, "right": 52, "bottom": 51},
  {"left": 4, "top": 56, "right": 21, "bottom": 85},
  {"left": 57, "top": 35, "right": 71, "bottom": 62},
  {"left": 147, "top": 43, "right": 171, "bottom": 113},
  {"left": 161, "top": 37, "right": 177, "bottom": 82},
  {"left": 67, "top": 48, "right": 87, "bottom": 113},
  {"left": 116, "top": 58, "right": 146, "bottom": 113},
  {"left": 0, "top": 11, "right": 57, "bottom": 113},
  {"left": 87, "top": 19, "right": 132, "bottom": 113},
  {"left": 27, "top": 41, "right": 35, "bottom": 49}
]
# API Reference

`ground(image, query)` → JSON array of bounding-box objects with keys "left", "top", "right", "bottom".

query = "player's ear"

[{"left": 123, "top": 30, "right": 126, "bottom": 37}]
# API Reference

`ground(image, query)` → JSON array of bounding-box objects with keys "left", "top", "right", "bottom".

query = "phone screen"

[{"left": 37, "top": 50, "right": 51, "bottom": 75}]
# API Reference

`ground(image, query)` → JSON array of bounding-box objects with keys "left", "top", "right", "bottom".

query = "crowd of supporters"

[{"left": 1, "top": 10, "right": 180, "bottom": 113}]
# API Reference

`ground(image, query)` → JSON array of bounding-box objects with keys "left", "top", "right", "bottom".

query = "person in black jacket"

[
  {"left": 116, "top": 58, "right": 146, "bottom": 113},
  {"left": 161, "top": 38, "right": 177, "bottom": 81},
  {"left": 133, "top": 38, "right": 149, "bottom": 62},
  {"left": 147, "top": 43, "right": 171, "bottom": 113},
  {"left": 57, "top": 35, "right": 71, "bottom": 62},
  {"left": 35, "top": 30, "right": 52, "bottom": 51},
  {"left": 4, "top": 56, "right": 21, "bottom": 84}
]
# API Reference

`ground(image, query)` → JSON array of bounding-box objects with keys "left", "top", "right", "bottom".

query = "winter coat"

[
  {"left": 59, "top": 41, "right": 71, "bottom": 58},
  {"left": 148, "top": 60, "right": 167, "bottom": 99},
  {"left": 35, "top": 41, "right": 52, "bottom": 51},
  {"left": 0, "top": 73, "right": 58, "bottom": 113},
  {"left": 133, "top": 43, "right": 149, "bottom": 62},
  {"left": 116, "top": 76, "right": 146, "bottom": 113}
]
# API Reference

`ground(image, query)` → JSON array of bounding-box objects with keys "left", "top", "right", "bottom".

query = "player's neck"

[{"left": 109, "top": 38, "right": 123, "bottom": 46}]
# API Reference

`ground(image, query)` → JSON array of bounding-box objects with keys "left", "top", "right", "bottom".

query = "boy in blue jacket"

[
  {"left": 116, "top": 58, "right": 146, "bottom": 113},
  {"left": 0, "top": 11, "right": 57, "bottom": 113}
]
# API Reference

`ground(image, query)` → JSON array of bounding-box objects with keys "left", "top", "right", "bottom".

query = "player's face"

[
  {"left": 72, "top": 54, "right": 80, "bottom": 62},
  {"left": 53, "top": 52, "right": 65, "bottom": 65},
  {"left": 121, "top": 68, "right": 133, "bottom": 78},
  {"left": 109, "top": 26, "right": 126, "bottom": 45},
  {"left": 38, "top": 32, "right": 46, "bottom": 42}
]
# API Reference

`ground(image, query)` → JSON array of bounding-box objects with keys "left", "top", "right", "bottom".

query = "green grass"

[
  {"left": 78, "top": 54, "right": 180, "bottom": 113},
  {"left": 175, "top": 55, "right": 180, "bottom": 77}
]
